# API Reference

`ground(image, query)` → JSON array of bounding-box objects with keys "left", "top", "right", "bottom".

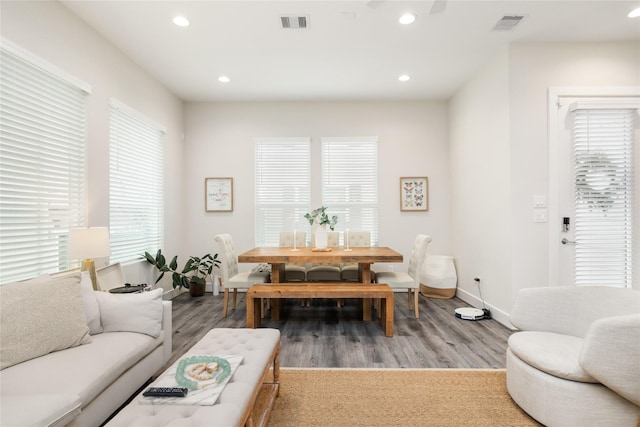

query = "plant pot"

[{"left": 189, "top": 280, "right": 206, "bottom": 297}]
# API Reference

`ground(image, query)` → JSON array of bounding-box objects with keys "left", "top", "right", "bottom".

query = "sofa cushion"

[
  {"left": 0, "top": 394, "right": 81, "bottom": 427},
  {"left": 80, "top": 271, "right": 103, "bottom": 335},
  {"left": 95, "top": 288, "right": 163, "bottom": 337},
  {"left": 0, "top": 273, "right": 92, "bottom": 370},
  {"left": 0, "top": 330, "right": 164, "bottom": 405},
  {"left": 508, "top": 331, "right": 597, "bottom": 383}
]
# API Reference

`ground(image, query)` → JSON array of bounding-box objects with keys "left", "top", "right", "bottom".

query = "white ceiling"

[{"left": 61, "top": 1, "right": 640, "bottom": 102}]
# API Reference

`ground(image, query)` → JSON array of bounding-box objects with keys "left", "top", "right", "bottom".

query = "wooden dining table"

[{"left": 238, "top": 246, "right": 403, "bottom": 321}]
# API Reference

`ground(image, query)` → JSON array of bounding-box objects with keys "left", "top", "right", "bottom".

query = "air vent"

[
  {"left": 492, "top": 15, "right": 524, "bottom": 31},
  {"left": 280, "top": 15, "right": 309, "bottom": 29}
]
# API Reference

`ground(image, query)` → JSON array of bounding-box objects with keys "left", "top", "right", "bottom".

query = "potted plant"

[
  {"left": 304, "top": 206, "right": 338, "bottom": 249},
  {"left": 143, "top": 250, "right": 221, "bottom": 297}
]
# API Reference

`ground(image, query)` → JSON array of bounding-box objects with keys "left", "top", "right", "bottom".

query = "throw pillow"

[
  {"left": 95, "top": 288, "right": 163, "bottom": 338},
  {"left": 0, "top": 274, "right": 92, "bottom": 370},
  {"left": 79, "top": 271, "right": 103, "bottom": 335}
]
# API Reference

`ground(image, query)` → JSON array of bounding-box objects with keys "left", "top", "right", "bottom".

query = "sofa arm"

[
  {"left": 580, "top": 313, "right": 640, "bottom": 406},
  {"left": 511, "top": 286, "right": 640, "bottom": 337},
  {"left": 161, "top": 300, "right": 172, "bottom": 364}
]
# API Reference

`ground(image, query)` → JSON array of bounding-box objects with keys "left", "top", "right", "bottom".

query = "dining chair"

[
  {"left": 306, "top": 231, "right": 341, "bottom": 281},
  {"left": 375, "top": 234, "right": 432, "bottom": 318},
  {"left": 340, "top": 231, "right": 371, "bottom": 281},
  {"left": 279, "top": 231, "right": 307, "bottom": 281},
  {"left": 214, "top": 234, "right": 270, "bottom": 317}
]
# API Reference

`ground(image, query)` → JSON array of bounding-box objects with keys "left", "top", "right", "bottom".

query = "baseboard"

[{"left": 454, "top": 288, "right": 514, "bottom": 330}]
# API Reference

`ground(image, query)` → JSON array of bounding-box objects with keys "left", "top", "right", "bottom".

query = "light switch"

[
  {"left": 534, "top": 209, "right": 547, "bottom": 223},
  {"left": 533, "top": 195, "right": 546, "bottom": 208}
]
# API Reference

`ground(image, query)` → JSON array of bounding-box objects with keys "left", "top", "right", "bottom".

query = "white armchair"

[
  {"left": 375, "top": 234, "right": 431, "bottom": 318},
  {"left": 214, "top": 234, "right": 270, "bottom": 317},
  {"left": 507, "top": 286, "right": 640, "bottom": 427}
]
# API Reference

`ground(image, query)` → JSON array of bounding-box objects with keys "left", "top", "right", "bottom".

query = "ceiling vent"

[
  {"left": 492, "top": 15, "right": 524, "bottom": 31},
  {"left": 280, "top": 15, "right": 309, "bottom": 29}
]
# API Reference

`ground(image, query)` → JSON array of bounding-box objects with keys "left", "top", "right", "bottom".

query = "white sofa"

[
  {"left": 507, "top": 286, "right": 640, "bottom": 427},
  {"left": 0, "top": 272, "right": 172, "bottom": 427}
]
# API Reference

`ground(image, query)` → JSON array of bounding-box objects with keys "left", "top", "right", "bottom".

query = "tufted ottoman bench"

[{"left": 105, "top": 328, "right": 280, "bottom": 427}]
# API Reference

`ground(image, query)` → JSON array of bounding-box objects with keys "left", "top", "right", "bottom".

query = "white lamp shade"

[{"left": 68, "top": 227, "right": 111, "bottom": 259}]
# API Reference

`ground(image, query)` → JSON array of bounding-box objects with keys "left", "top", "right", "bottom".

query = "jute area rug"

[{"left": 267, "top": 368, "right": 541, "bottom": 427}]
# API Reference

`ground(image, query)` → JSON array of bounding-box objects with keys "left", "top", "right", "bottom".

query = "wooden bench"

[{"left": 246, "top": 283, "right": 394, "bottom": 337}]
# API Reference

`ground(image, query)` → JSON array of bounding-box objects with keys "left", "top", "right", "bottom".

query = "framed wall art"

[
  {"left": 205, "top": 177, "right": 233, "bottom": 212},
  {"left": 400, "top": 177, "right": 428, "bottom": 211}
]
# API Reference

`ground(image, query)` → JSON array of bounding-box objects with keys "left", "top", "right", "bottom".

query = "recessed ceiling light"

[
  {"left": 398, "top": 74, "right": 411, "bottom": 82},
  {"left": 218, "top": 75, "right": 230, "bottom": 83},
  {"left": 173, "top": 16, "right": 190, "bottom": 27},
  {"left": 399, "top": 13, "right": 416, "bottom": 25},
  {"left": 628, "top": 7, "right": 640, "bottom": 18}
]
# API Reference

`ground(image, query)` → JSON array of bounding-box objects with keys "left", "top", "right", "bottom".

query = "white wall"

[
  {"left": 1, "top": 1, "right": 185, "bottom": 293},
  {"left": 450, "top": 41, "right": 640, "bottom": 327},
  {"left": 508, "top": 42, "right": 640, "bottom": 298},
  {"left": 449, "top": 47, "right": 513, "bottom": 325},
  {"left": 184, "top": 101, "right": 450, "bottom": 271}
]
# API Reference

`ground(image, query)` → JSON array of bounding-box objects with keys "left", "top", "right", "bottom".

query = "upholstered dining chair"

[
  {"left": 214, "top": 234, "right": 270, "bottom": 317},
  {"left": 340, "top": 230, "right": 371, "bottom": 281},
  {"left": 306, "top": 231, "right": 341, "bottom": 281},
  {"left": 279, "top": 231, "right": 307, "bottom": 281},
  {"left": 375, "top": 234, "right": 432, "bottom": 318}
]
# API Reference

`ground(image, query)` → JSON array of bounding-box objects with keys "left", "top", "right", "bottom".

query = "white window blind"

[
  {"left": 0, "top": 47, "right": 88, "bottom": 284},
  {"left": 109, "top": 101, "right": 164, "bottom": 262},
  {"left": 322, "top": 137, "right": 378, "bottom": 245},
  {"left": 255, "top": 138, "right": 310, "bottom": 247},
  {"left": 572, "top": 108, "right": 635, "bottom": 287}
]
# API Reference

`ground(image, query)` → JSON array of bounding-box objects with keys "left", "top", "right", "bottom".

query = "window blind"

[
  {"left": 255, "top": 138, "right": 310, "bottom": 247},
  {"left": 0, "top": 47, "right": 88, "bottom": 284},
  {"left": 109, "top": 101, "right": 164, "bottom": 262},
  {"left": 572, "top": 108, "right": 635, "bottom": 287},
  {"left": 321, "top": 137, "right": 378, "bottom": 246}
]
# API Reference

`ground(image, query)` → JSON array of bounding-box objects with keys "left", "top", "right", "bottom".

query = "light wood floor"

[{"left": 165, "top": 291, "right": 512, "bottom": 372}]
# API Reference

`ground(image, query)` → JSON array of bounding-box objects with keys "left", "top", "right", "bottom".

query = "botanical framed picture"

[
  {"left": 205, "top": 177, "right": 233, "bottom": 212},
  {"left": 400, "top": 177, "right": 428, "bottom": 211}
]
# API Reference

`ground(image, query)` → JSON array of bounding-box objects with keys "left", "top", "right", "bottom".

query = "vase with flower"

[{"left": 304, "top": 206, "right": 338, "bottom": 249}]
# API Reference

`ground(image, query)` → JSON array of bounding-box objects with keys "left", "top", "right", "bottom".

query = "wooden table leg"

[
  {"left": 361, "top": 263, "right": 373, "bottom": 321},
  {"left": 247, "top": 291, "right": 262, "bottom": 328},
  {"left": 384, "top": 293, "right": 394, "bottom": 337},
  {"left": 270, "top": 263, "right": 283, "bottom": 321}
]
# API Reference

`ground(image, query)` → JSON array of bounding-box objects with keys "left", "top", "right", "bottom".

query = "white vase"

[{"left": 315, "top": 225, "right": 328, "bottom": 249}]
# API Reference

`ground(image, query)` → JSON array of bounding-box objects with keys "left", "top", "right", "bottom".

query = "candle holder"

[
  {"left": 292, "top": 223, "right": 299, "bottom": 251},
  {"left": 344, "top": 228, "right": 352, "bottom": 251}
]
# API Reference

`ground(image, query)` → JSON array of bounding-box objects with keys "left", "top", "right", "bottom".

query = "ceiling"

[{"left": 61, "top": 1, "right": 640, "bottom": 102}]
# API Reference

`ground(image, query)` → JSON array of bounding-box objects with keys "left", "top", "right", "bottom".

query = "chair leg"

[
  {"left": 223, "top": 288, "right": 229, "bottom": 318},
  {"left": 232, "top": 289, "right": 238, "bottom": 309},
  {"left": 414, "top": 288, "right": 419, "bottom": 319},
  {"left": 408, "top": 289, "right": 413, "bottom": 310}
]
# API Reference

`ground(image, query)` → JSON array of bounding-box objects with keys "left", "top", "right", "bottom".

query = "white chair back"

[
  {"left": 214, "top": 234, "right": 239, "bottom": 284},
  {"left": 346, "top": 231, "right": 370, "bottom": 247},
  {"left": 279, "top": 231, "right": 307, "bottom": 247},
  {"left": 407, "top": 234, "right": 432, "bottom": 285},
  {"left": 311, "top": 231, "right": 340, "bottom": 247}
]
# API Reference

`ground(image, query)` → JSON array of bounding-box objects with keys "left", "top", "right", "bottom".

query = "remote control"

[{"left": 143, "top": 387, "right": 188, "bottom": 398}]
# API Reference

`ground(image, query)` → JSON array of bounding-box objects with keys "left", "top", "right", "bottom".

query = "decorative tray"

[
  {"left": 312, "top": 247, "right": 332, "bottom": 252},
  {"left": 175, "top": 355, "right": 232, "bottom": 390}
]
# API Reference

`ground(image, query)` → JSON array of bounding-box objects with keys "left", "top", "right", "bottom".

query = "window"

[
  {"left": 255, "top": 138, "right": 311, "bottom": 246},
  {"left": 0, "top": 45, "right": 89, "bottom": 284},
  {"left": 572, "top": 107, "right": 635, "bottom": 287},
  {"left": 109, "top": 100, "right": 165, "bottom": 262},
  {"left": 322, "top": 137, "right": 378, "bottom": 245}
]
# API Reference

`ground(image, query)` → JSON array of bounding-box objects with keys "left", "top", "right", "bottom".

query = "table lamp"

[{"left": 69, "top": 227, "right": 111, "bottom": 290}]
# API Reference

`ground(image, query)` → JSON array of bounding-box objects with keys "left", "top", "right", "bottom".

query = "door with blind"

[{"left": 555, "top": 96, "right": 639, "bottom": 288}]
